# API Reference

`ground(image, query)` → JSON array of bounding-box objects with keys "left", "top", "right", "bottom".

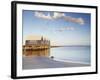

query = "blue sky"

[{"left": 23, "top": 10, "right": 91, "bottom": 46}]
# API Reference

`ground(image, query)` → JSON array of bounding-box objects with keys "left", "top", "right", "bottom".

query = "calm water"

[
  {"left": 23, "top": 46, "right": 91, "bottom": 64},
  {"left": 50, "top": 46, "right": 91, "bottom": 64}
]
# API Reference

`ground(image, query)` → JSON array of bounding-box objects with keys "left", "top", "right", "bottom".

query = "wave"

[{"left": 53, "top": 58, "right": 90, "bottom": 65}]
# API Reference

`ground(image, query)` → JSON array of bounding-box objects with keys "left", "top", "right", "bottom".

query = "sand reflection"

[{"left": 23, "top": 49, "right": 50, "bottom": 57}]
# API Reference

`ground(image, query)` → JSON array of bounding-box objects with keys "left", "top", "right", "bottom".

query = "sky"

[{"left": 23, "top": 10, "right": 91, "bottom": 46}]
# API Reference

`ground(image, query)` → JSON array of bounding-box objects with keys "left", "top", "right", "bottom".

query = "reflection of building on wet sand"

[
  {"left": 23, "top": 36, "right": 50, "bottom": 56},
  {"left": 23, "top": 49, "right": 50, "bottom": 56}
]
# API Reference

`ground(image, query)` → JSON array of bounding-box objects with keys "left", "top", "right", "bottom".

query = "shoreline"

[
  {"left": 51, "top": 45, "right": 90, "bottom": 48},
  {"left": 53, "top": 58, "right": 90, "bottom": 65},
  {"left": 23, "top": 56, "right": 90, "bottom": 70}
]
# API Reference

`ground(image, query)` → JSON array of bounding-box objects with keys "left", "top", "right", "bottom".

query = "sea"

[{"left": 50, "top": 46, "right": 91, "bottom": 64}]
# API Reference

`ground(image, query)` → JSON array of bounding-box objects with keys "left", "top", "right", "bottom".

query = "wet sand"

[{"left": 22, "top": 56, "right": 90, "bottom": 70}]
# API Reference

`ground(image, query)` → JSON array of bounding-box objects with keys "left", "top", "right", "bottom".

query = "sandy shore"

[{"left": 22, "top": 56, "right": 90, "bottom": 70}]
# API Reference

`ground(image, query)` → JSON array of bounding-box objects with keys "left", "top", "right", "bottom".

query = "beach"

[{"left": 23, "top": 56, "right": 90, "bottom": 70}]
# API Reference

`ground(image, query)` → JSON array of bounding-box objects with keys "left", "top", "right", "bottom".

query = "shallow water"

[
  {"left": 23, "top": 46, "right": 91, "bottom": 64},
  {"left": 50, "top": 46, "right": 91, "bottom": 64}
]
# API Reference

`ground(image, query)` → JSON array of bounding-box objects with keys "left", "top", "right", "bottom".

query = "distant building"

[
  {"left": 25, "top": 37, "right": 50, "bottom": 47},
  {"left": 23, "top": 37, "right": 50, "bottom": 56}
]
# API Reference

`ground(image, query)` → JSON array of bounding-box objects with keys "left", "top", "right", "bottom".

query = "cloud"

[
  {"left": 34, "top": 11, "right": 85, "bottom": 25},
  {"left": 77, "top": 18, "right": 85, "bottom": 25},
  {"left": 57, "top": 26, "right": 75, "bottom": 32},
  {"left": 63, "top": 16, "right": 84, "bottom": 25},
  {"left": 52, "top": 12, "right": 65, "bottom": 19},
  {"left": 34, "top": 12, "right": 52, "bottom": 20},
  {"left": 34, "top": 12, "right": 65, "bottom": 20}
]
